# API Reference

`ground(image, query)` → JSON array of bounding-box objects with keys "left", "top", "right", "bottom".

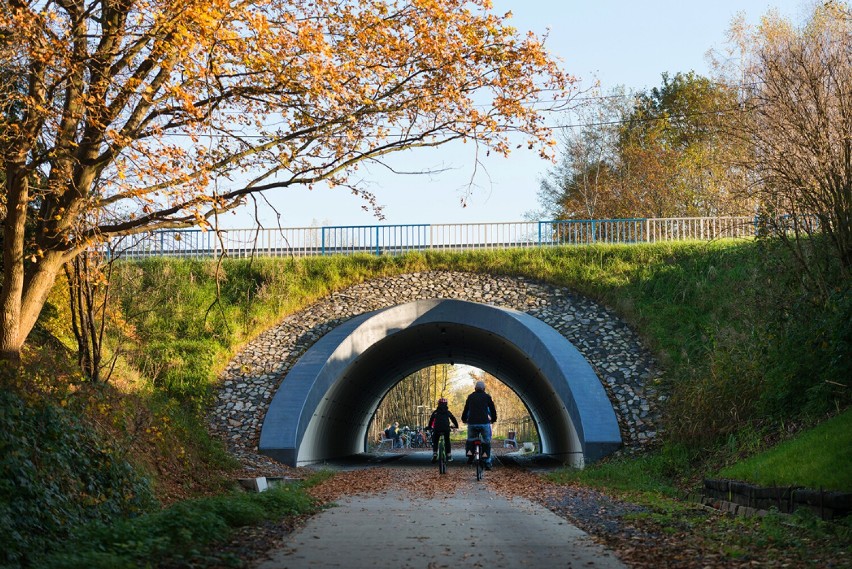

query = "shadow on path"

[{"left": 303, "top": 449, "right": 563, "bottom": 472}]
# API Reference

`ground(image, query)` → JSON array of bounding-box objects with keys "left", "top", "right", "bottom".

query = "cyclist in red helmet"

[{"left": 429, "top": 397, "right": 459, "bottom": 463}]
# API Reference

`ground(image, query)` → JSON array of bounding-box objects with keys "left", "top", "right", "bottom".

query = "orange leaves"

[{"left": 8, "top": 0, "right": 571, "bottom": 249}]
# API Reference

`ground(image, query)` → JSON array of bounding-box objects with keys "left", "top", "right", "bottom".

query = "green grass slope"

[
  {"left": 718, "top": 409, "right": 852, "bottom": 492},
  {"left": 94, "top": 240, "right": 848, "bottom": 458},
  {"left": 11, "top": 239, "right": 846, "bottom": 568}
]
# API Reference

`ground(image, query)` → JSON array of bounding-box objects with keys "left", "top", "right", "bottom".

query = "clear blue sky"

[{"left": 224, "top": 0, "right": 806, "bottom": 229}]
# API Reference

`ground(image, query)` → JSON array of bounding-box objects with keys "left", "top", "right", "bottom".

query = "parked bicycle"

[
  {"left": 410, "top": 427, "right": 428, "bottom": 448},
  {"left": 398, "top": 426, "right": 429, "bottom": 449}
]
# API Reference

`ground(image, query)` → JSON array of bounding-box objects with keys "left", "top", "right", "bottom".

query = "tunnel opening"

[
  {"left": 259, "top": 299, "right": 621, "bottom": 467},
  {"left": 366, "top": 364, "right": 540, "bottom": 452}
]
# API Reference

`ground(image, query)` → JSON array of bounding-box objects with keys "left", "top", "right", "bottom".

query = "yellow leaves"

[{"left": 7, "top": 0, "right": 568, "bottom": 239}]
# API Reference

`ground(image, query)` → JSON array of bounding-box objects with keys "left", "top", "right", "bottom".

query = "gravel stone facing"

[{"left": 208, "top": 271, "right": 663, "bottom": 469}]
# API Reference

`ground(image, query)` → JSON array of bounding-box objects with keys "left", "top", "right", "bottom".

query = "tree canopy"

[
  {"left": 714, "top": 2, "right": 852, "bottom": 287},
  {"left": 538, "top": 72, "right": 747, "bottom": 221},
  {"left": 0, "top": 0, "right": 570, "bottom": 361}
]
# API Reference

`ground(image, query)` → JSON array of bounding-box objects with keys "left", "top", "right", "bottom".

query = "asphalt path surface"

[{"left": 253, "top": 450, "right": 627, "bottom": 569}]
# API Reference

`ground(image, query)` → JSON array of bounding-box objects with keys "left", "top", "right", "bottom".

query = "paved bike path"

[{"left": 254, "top": 480, "right": 627, "bottom": 569}]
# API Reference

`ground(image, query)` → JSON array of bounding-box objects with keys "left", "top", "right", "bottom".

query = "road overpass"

[{"left": 209, "top": 271, "right": 662, "bottom": 469}]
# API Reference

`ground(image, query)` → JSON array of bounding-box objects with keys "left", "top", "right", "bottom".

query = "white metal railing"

[
  {"left": 427, "top": 221, "right": 539, "bottom": 251},
  {"left": 111, "top": 216, "right": 758, "bottom": 260},
  {"left": 645, "top": 217, "right": 756, "bottom": 242}
]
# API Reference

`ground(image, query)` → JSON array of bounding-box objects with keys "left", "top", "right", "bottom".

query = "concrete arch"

[{"left": 259, "top": 298, "right": 622, "bottom": 467}]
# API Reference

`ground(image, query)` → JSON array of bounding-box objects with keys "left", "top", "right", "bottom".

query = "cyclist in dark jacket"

[
  {"left": 429, "top": 398, "right": 459, "bottom": 462},
  {"left": 461, "top": 380, "right": 497, "bottom": 469}
]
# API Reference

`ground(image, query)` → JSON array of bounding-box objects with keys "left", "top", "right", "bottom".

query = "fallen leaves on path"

[
  {"left": 218, "top": 450, "right": 849, "bottom": 569},
  {"left": 307, "top": 459, "right": 493, "bottom": 505},
  {"left": 305, "top": 457, "right": 848, "bottom": 569}
]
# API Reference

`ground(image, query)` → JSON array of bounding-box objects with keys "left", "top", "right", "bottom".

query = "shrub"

[
  {"left": 36, "top": 483, "right": 318, "bottom": 569},
  {"left": 0, "top": 388, "right": 157, "bottom": 568}
]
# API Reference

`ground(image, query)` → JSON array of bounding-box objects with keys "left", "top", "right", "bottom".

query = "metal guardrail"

[{"left": 111, "top": 216, "right": 758, "bottom": 259}]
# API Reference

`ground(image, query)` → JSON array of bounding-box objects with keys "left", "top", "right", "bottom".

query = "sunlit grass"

[{"left": 718, "top": 410, "right": 852, "bottom": 491}]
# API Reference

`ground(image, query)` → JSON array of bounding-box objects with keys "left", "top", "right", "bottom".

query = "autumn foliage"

[
  {"left": 0, "top": 0, "right": 571, "bottom": 360},
  {"left": 718, "top": 3, "right": 852, "bottom": 288}
]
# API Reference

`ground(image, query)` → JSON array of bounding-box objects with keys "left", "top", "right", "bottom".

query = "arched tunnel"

[{"left": 258, "top": 298, "right": 622, "bottom": 467}]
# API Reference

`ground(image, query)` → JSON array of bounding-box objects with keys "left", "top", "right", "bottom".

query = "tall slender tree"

[
  {"left": 714, "top": 2, "right": 852, "bottom": 292},
  {"left": 536, "top": 87, "right": 625, "bottom": 219}
]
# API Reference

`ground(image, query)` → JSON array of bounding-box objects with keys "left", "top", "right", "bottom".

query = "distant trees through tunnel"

[{"left": 368, "top": 364, "right": 537, "bottom": 447}]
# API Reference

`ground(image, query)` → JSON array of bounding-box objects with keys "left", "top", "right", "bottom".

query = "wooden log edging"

[{"left": 702, "top": 479, "right": 852, "bottom": 521}]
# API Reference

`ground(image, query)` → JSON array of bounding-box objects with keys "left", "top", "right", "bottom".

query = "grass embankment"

[
  {"left": 546, "top": 409, "right": 852, "bottom": 494},
  {"left": 35, "top": 475, "right": 324, "bottom": 569},
  {"left": 97, "top": 241, "right": 850, "bottom": 434},
  {"left": 4, "top": 239, "right": 848, "bottom": 567},
  {"left": 54, "top": 240, "right": 850, "bottom": 487},
  {"left": 718, "top": 409, "right": 852, "bottom": 491}
]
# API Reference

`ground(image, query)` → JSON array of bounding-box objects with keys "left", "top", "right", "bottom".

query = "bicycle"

[
  {"left": 466, "top": 426, "right": 488, "bottom": 480},
  {"left": 434, "top": 427, "right": 455, "bottom": 475},
  {"left": 437, "top": 435, "right": 448, "bottom": 474}
]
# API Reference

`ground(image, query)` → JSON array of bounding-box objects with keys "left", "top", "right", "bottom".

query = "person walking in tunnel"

[
  {"left": 429, "top": 397, "right": 459, "bottom": 462},
  {"left": 462, "top": 380, "right": 497, "bottom": 469}
]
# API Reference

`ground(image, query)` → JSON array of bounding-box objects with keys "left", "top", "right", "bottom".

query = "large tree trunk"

[
  {"left": 0, "top": 163, "right": 30, "bottom": 366},
  {"left": 0, "top": 163, "right": 68, "bottom": 367}
]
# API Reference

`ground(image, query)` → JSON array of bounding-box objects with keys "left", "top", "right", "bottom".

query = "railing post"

[
  {"left": 375, "top": 225, "right": 380, "bottom": 256},
  {"left": 538, "top": 221, "right": 542, "bottom": 247},
  {"left": 321, "top": 227, "right": 326, "bottom": 256}
]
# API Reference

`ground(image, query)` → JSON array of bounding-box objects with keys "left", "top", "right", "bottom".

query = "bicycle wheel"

[
  {"left": 474, "top": 446, "right": 483, "bottom": 480},
  {"left": 438, "top": 446, "right": 446, "bottom": 474}
]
